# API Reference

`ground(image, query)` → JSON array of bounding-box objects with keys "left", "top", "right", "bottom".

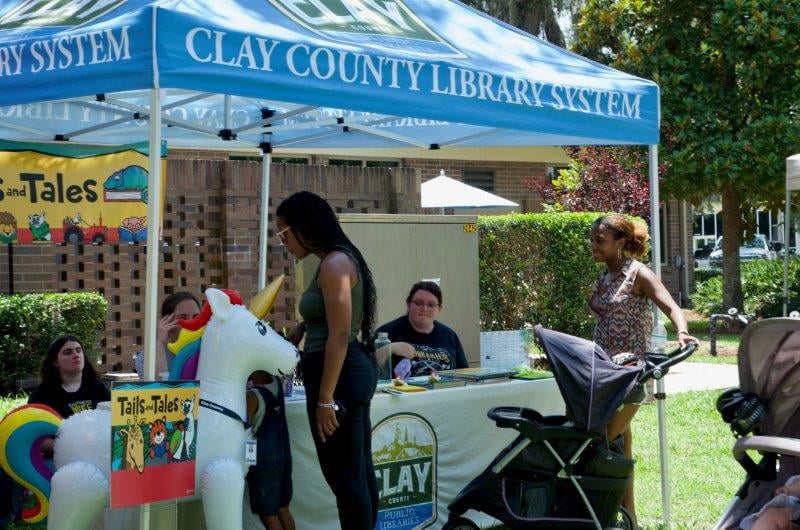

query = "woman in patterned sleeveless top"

[{"left": 588, "top": 213, "right": 697, "bottom": 529}]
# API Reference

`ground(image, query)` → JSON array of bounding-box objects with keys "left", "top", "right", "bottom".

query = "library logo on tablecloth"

[{"left": 372, "top": 413, "right": 437, "bottom": 529}]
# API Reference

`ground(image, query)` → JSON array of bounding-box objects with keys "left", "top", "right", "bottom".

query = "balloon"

[
  {"left": 39, "top": 288, "right": 299, "bottom": 530},
  {"left": 247, "top": 275, "right": 285, "bottom": 320},
  {"left": 0, "top": 404, "right": 61, "bottom": 523}
]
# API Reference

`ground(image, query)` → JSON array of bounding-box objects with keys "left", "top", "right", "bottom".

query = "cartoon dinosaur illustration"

[
  {"left": 0, "top": 211, "right": 18, "bottom": 244},
  {"left": 27, "top": 212, "right": 51, "bottom": 241},
  {"left": 103, "top": 165, "right": 149, "bottom": 203}
]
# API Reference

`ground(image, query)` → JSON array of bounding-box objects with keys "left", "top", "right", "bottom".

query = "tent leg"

[
  {"left": 649, "top": 144, "right": 671, "bottom": 527},
  {"left": 139, "top": 87, "right": 163, "bottom": 530},
  {"left": 258, "top": 150, "right": 272, "bottom": 290},
  {"left": 784, "top": 188, "right": 791, "bottom": 316}
]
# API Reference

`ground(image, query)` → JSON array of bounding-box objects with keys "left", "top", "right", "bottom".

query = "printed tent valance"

[{"left": 0, "top": 0, "right": 659, "bottom": 149}]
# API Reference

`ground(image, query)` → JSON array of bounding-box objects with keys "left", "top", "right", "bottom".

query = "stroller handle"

[{"left": 639, "top": 341, "right": 698, "bottom": 382}]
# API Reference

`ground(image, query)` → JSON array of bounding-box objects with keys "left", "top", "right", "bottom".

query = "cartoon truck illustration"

[
  {"left": 62, "top": 213, "right": 109, "bottom": 244},
  {"left": 104, "top": 165, "right": 149, "bottom": 204}
]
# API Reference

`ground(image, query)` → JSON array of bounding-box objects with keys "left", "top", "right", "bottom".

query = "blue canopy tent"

[{"left": 0, "top": 0, "right": 669, "bottom": 523}]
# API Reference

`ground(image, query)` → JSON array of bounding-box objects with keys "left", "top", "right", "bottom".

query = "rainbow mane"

[{"left": 167, "top": 289, "right": 243, "bottom": 380}]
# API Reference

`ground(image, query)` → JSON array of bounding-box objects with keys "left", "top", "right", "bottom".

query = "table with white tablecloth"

[{"left": 279, "top": 378, "right": 564, "bottom": 530}]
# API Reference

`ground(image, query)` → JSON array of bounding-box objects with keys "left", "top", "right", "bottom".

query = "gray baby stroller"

[
  {"left": 714, "top": 317, "right": 800, "bottom": 529},
  {"left": 444, "top": 325, "right": 696, "bottom": 530}
]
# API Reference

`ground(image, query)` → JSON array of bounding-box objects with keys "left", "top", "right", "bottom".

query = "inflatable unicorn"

[{"left": 0, "top": 287, "right": 299, "bottom": 530}]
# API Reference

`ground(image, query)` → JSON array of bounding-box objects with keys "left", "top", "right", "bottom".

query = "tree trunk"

[{"left": 720, "top": 182, "right": 743, "bottom": 311}]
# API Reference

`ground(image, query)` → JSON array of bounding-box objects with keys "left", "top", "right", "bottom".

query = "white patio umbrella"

[{"left": 421, "top": 170, "right": 520, "bottom": 209}]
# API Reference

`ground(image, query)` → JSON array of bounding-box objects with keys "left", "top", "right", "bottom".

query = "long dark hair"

[
  {"left": 276, "top": 191, "right": 377, "bottom": 344},
  {"left": 40, "top": 334, "right": 99, "bottom": 388}
]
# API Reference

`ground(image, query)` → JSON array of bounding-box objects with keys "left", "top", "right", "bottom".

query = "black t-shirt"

[
  {"left": 376, "top": 316, "right": 468, "bottom": 376},
  {"left": 28, "top": 379, "right": 110, "bottom": 419}
]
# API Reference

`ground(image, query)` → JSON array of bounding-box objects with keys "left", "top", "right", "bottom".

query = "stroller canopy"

[
  {"left": 536, "top": 325, "right": 642, "bottom": 433},
  {"left": 738, "top": 318, "right": 800, "bottom": 437}
]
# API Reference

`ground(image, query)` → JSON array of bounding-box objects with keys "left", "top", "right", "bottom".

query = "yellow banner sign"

[{"left": 0, "top": 146, "right": 164, "bottom": 244}]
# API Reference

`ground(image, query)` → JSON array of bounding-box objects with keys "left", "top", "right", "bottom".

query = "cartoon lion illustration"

[{"left": 0, "top": 211, "right": 18, "bottom": 244}]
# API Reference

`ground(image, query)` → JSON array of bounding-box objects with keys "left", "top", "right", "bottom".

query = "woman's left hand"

[
  {"left": 678, "top": 331, "right": 699, "bottom": 348},
  {"left": 316, "top": 404, "right": 340, "bottom": 443}
]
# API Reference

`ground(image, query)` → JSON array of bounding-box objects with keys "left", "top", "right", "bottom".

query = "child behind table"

[{"left": 246, "top": 371, "right": 294, "bottom": 530}]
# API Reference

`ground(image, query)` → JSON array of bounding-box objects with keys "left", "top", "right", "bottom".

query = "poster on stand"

[{"left": 109, "top": 380, "right": 199, "bottom": 507}]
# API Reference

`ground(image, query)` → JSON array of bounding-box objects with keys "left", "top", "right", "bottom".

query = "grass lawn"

[
  {"left": 633, "top": 389, "right": 744, "bottom": 529},
  {"left": 663, "top": 310, "right": 741, "bottom": 365}
]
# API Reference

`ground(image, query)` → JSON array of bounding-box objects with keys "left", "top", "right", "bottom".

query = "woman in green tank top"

[{"left": 276, "top": 191, "right": 379, "bottom": 530}]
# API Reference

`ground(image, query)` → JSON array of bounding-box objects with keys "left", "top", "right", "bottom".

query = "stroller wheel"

[
  {"left": 605, "top": 507, "right": 634, "bottom": 529},
  {"left": 442, "top": 516, "right": 479, "bottom": 530}
]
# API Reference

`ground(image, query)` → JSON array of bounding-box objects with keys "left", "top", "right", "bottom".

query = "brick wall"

[{"left": 0, "top": 159, "right": 419, "bottom": 373}]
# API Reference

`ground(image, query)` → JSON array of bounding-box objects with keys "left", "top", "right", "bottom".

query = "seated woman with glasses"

[{"left": 375, "top": 281, "right": 468, "bottom": 377}]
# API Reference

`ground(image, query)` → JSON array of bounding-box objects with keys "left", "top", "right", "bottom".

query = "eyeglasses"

[
  {"left": 276, "top": 226, "right": 291, "bottom": 243},
  {"left": 410, "top": 299, "right": 440, "bottom": 310}
]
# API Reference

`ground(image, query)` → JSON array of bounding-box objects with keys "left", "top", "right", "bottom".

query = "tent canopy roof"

[{"left": 0, "top": 0, "right": 660, "bottom": 150}]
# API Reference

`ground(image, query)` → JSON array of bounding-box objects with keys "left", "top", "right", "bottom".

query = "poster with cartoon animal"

[
  {"left": 0, "top": 143, "right": 164, "bottom": 244},
  {"left": 109, "top": 380, "right": 199, "bottom": 507}
]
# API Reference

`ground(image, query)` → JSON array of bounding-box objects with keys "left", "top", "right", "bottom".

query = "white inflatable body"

[{"left": 47, "top": 288, "right": 300, "bottom": 530}]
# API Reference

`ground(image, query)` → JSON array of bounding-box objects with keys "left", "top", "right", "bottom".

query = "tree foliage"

[
  {"left": 526, "top": 146, "right": 659, "bottom": 218},
  {"left": 573, "top": 0, "right": 800, "bottom": 310},
  {"left": 462, "top": 0, "right": 586, "bottom": 47}
]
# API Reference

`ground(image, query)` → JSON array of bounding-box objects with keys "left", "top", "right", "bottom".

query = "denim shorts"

[{"left": 246, "top": 454, "right": 292, "bottom": 516}]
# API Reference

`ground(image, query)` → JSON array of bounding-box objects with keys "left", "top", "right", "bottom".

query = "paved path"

[{"left": 663, "top": 361, "right": 739, "bottom": 394}]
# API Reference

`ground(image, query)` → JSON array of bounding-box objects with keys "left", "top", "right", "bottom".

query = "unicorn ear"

[{"left": 206, "top": 288, "right": 233, "bottom": 321}]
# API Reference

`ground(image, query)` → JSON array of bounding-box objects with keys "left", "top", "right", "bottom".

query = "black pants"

[{"left": 302, "top": 341, "right": 379, "bottom": 530}]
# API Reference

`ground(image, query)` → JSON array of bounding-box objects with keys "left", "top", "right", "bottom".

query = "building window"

[
  {"left": 329, "top": 158, "right": 363, "bottom": 167},
  {"left": 463, "top": 170, "right": 494, "bottom": 191},
  {"left": 545, "top": 165, "right": 569, "bottom": 183},
  {"left": 271, "top": 157, "right": 309, "bottom": 164},
  {"left": 365, "top": 160, "right": 399, "bottom": 168}
]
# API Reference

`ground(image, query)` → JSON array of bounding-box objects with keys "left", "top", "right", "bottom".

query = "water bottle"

[
  {"left": 649, "top": 319, "right": 668, "bottom": 354},
  {"left": 374, "top": 332, "right": 392, "bottom": 381}
]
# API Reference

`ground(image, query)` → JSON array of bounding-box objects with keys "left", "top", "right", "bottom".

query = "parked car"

[{"left": 708, "top": 235, "right": 777, "bottom": 268}]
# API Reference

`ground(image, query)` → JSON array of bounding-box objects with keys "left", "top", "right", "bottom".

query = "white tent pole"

[
  {"left": 649, "top": 144, "right": 671, "bottom": 527},
  {"left": 258, "top": 149, "right": 272, "bottom": 289},
  {"left": 784, "top": 187, "right": 790, "bottom": 316},
  {"left": 139, "top": 88, "right": 162, "bottom": 530}
]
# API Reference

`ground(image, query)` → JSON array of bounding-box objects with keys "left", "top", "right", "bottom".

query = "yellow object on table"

[{"left": 390, "top": 382, "right": 427, "bottom": 392}]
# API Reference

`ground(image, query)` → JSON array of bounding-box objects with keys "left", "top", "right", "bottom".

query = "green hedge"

[
  {"left": 479, "top": 212, "right": 613, "bottom": 339},
  {"left": 0, "top": 292, "right": 107, "bottom": 393},
  {"left": 694, "top": 268, "right": 722, "bottom": 283},
  {"left": 692, "top": 258, "right": 800, "bottom": 318}
]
